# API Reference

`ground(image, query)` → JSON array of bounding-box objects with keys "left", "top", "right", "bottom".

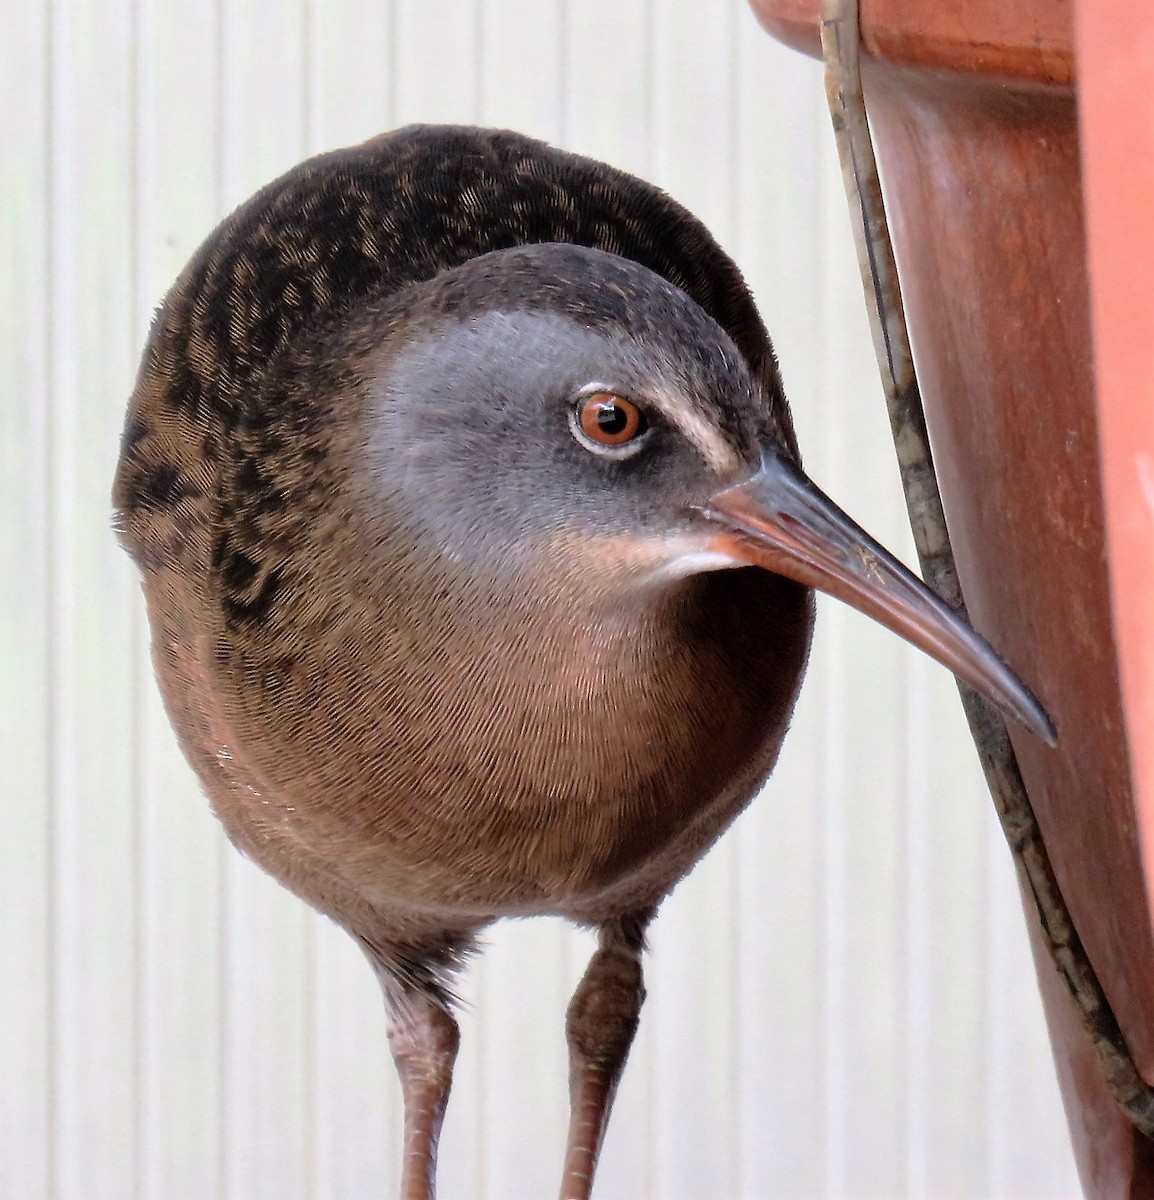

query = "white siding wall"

[{"left": 0, "top": 1, "right": 1080, "bottom": 1196}]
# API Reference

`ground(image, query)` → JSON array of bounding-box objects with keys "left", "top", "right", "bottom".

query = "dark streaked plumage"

[{"left": 114, "top": 125, "right": 1053, "bottom": 1200}]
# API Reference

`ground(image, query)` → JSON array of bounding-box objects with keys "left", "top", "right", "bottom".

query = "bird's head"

[{"left": 355, "top": 242, "right": 1054, "bottom": 744}]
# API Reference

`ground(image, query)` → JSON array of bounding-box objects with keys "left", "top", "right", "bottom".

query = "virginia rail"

[{"left": 113, "top": 125, "right": 1055, "bottom": 1200}]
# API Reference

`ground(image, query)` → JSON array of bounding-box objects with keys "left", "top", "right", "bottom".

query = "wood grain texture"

[
  {"left": 1077, "top": 0, "right": 1154, "bottom": 952},
  {"left": 859, "top": 63, "right": 1154, "bottom": 1193},
  {"left": 749, "top": 0, "right": 1073, "bottom": 81}
]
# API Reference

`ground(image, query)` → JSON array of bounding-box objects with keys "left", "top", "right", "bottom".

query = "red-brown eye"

[{"left": 572, "top": 392, "right": 649, "bottom": 453}]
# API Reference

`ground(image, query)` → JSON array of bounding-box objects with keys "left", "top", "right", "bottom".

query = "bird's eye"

[{"left": 570, "top": 392, "right": 649, "bottom": 457}]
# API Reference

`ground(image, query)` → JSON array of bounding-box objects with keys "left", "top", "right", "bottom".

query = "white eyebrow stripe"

[{"left": 647, "top": 389, "right": 742, "bottom": 474}]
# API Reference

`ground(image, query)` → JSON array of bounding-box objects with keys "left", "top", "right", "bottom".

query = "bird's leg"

[
  {"left": 559, "top": 915, "right": 649, "bottom": 1200},
  {"left": 387, "top": 995, "right": 459, "bottom": 1200},
  {"left": 358, "top": 937, "right": 462, "bottom": 1200}
]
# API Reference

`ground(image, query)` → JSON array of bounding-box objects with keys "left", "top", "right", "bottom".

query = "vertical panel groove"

[
  {"left": 128, "top": 1, "right": 145, "bottom": 1195},
  {"left": 44, "top": 0, "right": 61, "bottom": 1193},
  {"left": 903, "top": 652, "right": 928, "bottom": 1200}
]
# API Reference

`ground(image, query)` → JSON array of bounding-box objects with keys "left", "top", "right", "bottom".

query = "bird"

[{"left": 113, "top": 124, "right": 1055, "bottom": 1200}]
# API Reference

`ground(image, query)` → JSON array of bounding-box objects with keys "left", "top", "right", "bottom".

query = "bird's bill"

[{"left": 701, "top": 453, "right": 1057, "bottom": 746}]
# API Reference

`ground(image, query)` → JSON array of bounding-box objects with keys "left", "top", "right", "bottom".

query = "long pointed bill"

[{"left": 701, "top": 453, "right": 1057, "bottom": 746}]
